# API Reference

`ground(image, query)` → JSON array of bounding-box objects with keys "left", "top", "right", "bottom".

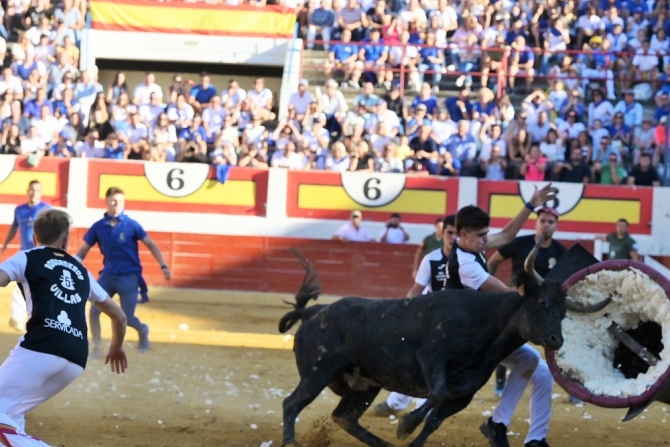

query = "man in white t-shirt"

[
  {"left": 221, "top": 79, "right": 247, "bottom": 111},
  {"left": 373, "top": 215, "right": 457, "bottom": 416},
  {"left": 288, "top": 79, "right": 315, "bottom": 120},
  {"left": 74, "top": 130, "right": 104, "bottom": 158},
  {"left": 332, "top": 210, "right": 373, "bottom": 242},
  {"left": 270, "top": 141, "right": 304, "bottom": 169},
  {"left": 247, "top": 77, "right": 273, "bottom": 120},
  {"left": 379, "top": 213, "right": 410, "bottom": 244},
  {"left": 138, "top": 93, "right": 165, "bottom": 129},
  {"left": 133, "top": 72, "right": 163, "bottom": 106}
]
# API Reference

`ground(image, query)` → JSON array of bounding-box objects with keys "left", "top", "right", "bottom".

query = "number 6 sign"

[
  {"left": 143, "top": 162, "right": 210, "bottom": 198},
  {"left": 341, "top": 172, "right": 407, "bottom": 208}
]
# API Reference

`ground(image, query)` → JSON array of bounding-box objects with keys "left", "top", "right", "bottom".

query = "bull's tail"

[{"left": 278, "top": 249, "right": 322, "bottom": 333}]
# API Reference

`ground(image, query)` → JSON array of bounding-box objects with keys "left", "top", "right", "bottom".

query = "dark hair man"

[
  {"left": 446, "top": 184, "right": 557, "bottom": 447},
  {"left": 412, "top": 217, "right": 444, "bottom": 279},
  {"left": 601, "top": 218, "right": 639, "bottom": 260}
]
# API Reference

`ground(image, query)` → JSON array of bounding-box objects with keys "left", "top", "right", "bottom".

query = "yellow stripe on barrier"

[
  {"left": 490, "top": 195, "right": 641, "bottom": 224},
  {"left": 0, "top": 171, "right": 57, "bottom": 196},
  {"left": 98, "top": 174, "right": 256, "bottom": 206},
  {"left": 90, "top": 2, "right": 296, "bottom": 36},
  {"left": 298, "top": 184, "right": 447, "bottom": 214}
]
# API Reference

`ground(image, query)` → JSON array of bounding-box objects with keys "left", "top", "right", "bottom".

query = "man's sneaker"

[
  {"left": 89, "top": 344, "right": 103, "bottom": 360},
  {"left": 138, "top": 324, "right": 150, "bottom": 353},
  {"left": 525, "top": 439, "right": 551, "bottom": 447},
  {"left": 479, "top": 417, "right": 510, "bottom": 447},
  {"left": 493, "top": 386, "right": 504, "bottom": 398},
  {"left": 372, "top": 402, "right": 396, "bottom": 417},
  {"left": 8, "top": 318, "right": 25, "bottom": 332}
]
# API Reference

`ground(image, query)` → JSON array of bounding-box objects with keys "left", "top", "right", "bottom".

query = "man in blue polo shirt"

[
  {"left": 358, "top": 29, "right": 388, "bottom": 85},
  {"left": 325, "top": 28, "right": 361, "bottom": 88},
  {"left": 1, "top": 180, "right": 51, "bottom": 331},
  {"left": 188, "top": 72, "right": 218, "bottom": 113},
  {"left": 508, "top": 35, "right": 535, "bottom": 93},
  {"left": 76, "top": 187, "right": 171, "bottom": 357}
]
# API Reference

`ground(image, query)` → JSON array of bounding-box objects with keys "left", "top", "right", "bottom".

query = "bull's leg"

[
  {"left": 331, "top": 386, "right": 393, "bottom": 447},
  {"left": 407, "top": 395, "right": 473, "bottom": 447},
  {"left": 397, "top": 346, "right": 447, "bottom": 440},
  {"left": 282, "top": 359, "right": 347, "bottom": 447}
]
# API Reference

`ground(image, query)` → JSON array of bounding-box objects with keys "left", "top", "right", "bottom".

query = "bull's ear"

[
  {"left": 516, "top": 270, "right": 540, "bottom": 298},
  {"left": 517, "top": 284, "right": 526, "bottom": 296}
]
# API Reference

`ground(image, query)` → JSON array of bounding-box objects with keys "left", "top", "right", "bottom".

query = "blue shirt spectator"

[
  {"left": 103, "top": 142, "right": 127, "bottom": 160},
  {"left": 49, "top": 140, "right": 75, "bottom": 158},
  {"left": 360, "top": 35, "right": 388, "bottom": 62},
  {"left": 613, "top": 93, "right": 643, "bottom": 128},
  {"left": 331, "top": 42, "right": 358, "bottom": 62},
  {"left": 444, "top": 132, "right": 477, "bottom": 162},
  {"left": 179, "top": 125, "right": 207, "bottom": 142},
  {"left": 411, "top": 95, "right": 439, "bottom": 115},
  {"left": 189, "top": 73, "right": 217, "bottom": 106},
  {"left": 655, "top": 95, "right": 670, "bottom": 121},
  {"left": 445, "top": 93, "right": 473, "bottom": 122},
  {"left": 24, "top": 97, "right": 54, "bottom": 119},
  {"left": 310, "top": 7, "right": 335, "bottom": 27}
]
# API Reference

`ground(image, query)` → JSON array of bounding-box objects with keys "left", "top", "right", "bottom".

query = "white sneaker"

[
  {"left": 348, "top": 80, "right": 360, "bottom": 89},
  {"left": 455, "top": 75, "right": 465, "bottom": 87},
  {"left": 340, "top": 81, "right": 348, "bottom": 88}
]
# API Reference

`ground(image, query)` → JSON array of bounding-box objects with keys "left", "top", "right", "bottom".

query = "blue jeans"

[
  {"left": 89, "top": 272, "right": 144, "bottom": 344},
  {"left": 418, "top": 63, "right": 443, "bottom": 87},
  {"left": 458, "top": 61, "right": 475, "bottom": 86}
]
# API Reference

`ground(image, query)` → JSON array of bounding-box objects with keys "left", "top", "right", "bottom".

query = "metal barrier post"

[
  {"left": 399, "top": 43, "right": 406, "bottom": 97},
  {"left": 665, "top": 118, "right": 670, "bottom": 186}
]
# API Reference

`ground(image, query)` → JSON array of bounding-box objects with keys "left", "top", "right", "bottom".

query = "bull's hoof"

[{"left": 396, "top": 414, "right": 419, "bottom": 440}]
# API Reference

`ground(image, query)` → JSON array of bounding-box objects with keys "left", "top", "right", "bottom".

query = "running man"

[
  {"left": 487, "top": 207, "right": 566, "bottom": 398},
  {"left": 75, "top": 187, "right": 171, "bottom": 357},
  {"left": 374, "top": 214, "right": 457, "bottom": 416},
  {"left": 1, "top": 180, "right": 51, "bottom": 331},
  {"left": 0, "top": 209, "right": 127, "bottom": 441},
  {"left": 446, "top": 183, "right": 557, "bottom": 447}
]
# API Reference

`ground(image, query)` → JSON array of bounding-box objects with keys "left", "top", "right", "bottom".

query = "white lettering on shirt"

[{"left": 44, "top": 259, "right": 85, "bottom": 280}]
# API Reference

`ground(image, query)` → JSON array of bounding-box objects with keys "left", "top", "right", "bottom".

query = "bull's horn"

[
  {"left": 524, "top": 231, "right": 545, "bottom": 284},
  {"left": 565, "top": 296, "right": 612, "bottom": 313}
]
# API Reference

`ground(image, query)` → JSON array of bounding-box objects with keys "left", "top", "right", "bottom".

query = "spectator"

[
  {"left": 455, "top": 34, "right": 481, "bottom": 88},
  {"left": 221, "top": 79, "right": 246, "bottom": 111},
  {"left": 324, "top": 28, "right": 362, "bottom": 88},
  {"left": 86, "top": 109, "right": 114, "bottom": 141},
  {"left": 399, "top": 0, "right": 427, "bottom": 31},
  {"left": 555, "top": 146, "right": 591, "bottom": 183},
  {"left": 210, "top": 141, "right": 237, "bottom": 166},
  {"left": 600, "top": 152, "right": 627, "bottom": 185},
  {"left": 47, "top": 53, "right": 77, "bottom": 95},
  {"left": 481, "top": 34, "right": 506, "bottom": 89},
  {"left": 20, "top": 126, "right": 44, "bottom": 156},
  {"left": 167, "top": 93, "right": 195, "bottom": 133},
  {"left": 1, "top": 124, "right": 21, "bottom": 154},
  {"left": 238, "top": 144, "right": 269, "bottom": 169},
  {"left": 354, "top": 81, "right": 379, "bottom": 111},
  {"left": 479, "top": 144, "right": 507, "bottom": 180},
  {"left": 528, "top": 111, "right": 553, "bottom": 144},
  {"left": 349, "top": 140, "right": 375, "bottom": 171},
  {"left": 307, "top": 0, "right": 335, "bottom": 51},
  {"left": 0, "top": 67, "right": 24, "bottom": 100},
  {"left": 75, "top": 130, "right": 103, "bottom": 158},
  {"left": 23, "top": 87, "right": 53, "bottom": 119},
  {"left": 508, "top": 36, "right": 535, "bottom": 93},
  {"left": 418, "top": 32, "right": 444, "bottom": 91},
  {"left": 247, "top": 77, "right": 274, "bottom": 120},
  {"left": 242, "top": 114, "right": 268, "bottom": 150},
  {"left": 167, "top": 74, "right": 187, "bottom": 105},
  {"left": 472, "top": 88, "right": 497, "bottom": 122},
  {"left": 325, "top": 141, "right": 350, "bottom": 172},
  {"left": 49, "top": 132, "right": 75, "bottom": 158},
  {"left": 479, "top": 122, "right": 507, "bottom": 160},
  {"left": 271, "top": 141, "right": 303, "bottom": 169},
  {"left": 602, "top": 219, "right": 639, "bottom": 260},
  {"left": 557, "top": 110, "right": 586, "bottom": 143},
  {"left": 150, "top": 113, "right": 178, "bottom": 162},
  {"left": 431, "top": 107, "right": 456, "bottom": 146},
  {"left": 383, "top": 84, "right": 407, "bottom": 128},
  {"left": 188, "top": 71, "right": 218, "bottom": 113},
  {"left": 178, "top": 114, "right": 207, "bottom": 155},
  {"left": 412, "top": 217, "right": 443, "bottom": 278},
  {"left": 628, "top": 152, "right": 661, "bottom": 186},
  {"left": 377, "top": 142, "right": 404, "bottom": 172},
  {"left": 138, "top": 92, "right": 164, "bottom": 129},
  {"left": 410, "top": 123, "right": 439, "bottom": 173},
  {"left": 521, "top": 144, "right": 548, "bottom": 181},
  {"left": 106, "top": 71, "right": 128, "bottom": 105},
  {"left": 133, "top": 72, "right": 163, "bottom": 107},
  {"left": 176, "top": 140, "right": 208, "bottom": 164},
  {"left": 54, "top": 0, "right": 84, "bottom": 41},
  {"left": 379, "top": 212, "right": 409, "bottom": 243},
  {"left": 613, "top": 90, "right": 643, "bottom": 128},
  {"left": 443, "top": 120, "right": 476, "bottom": 176},
  {"left": 438, "top": 150, "right": 458, "bottom": 176},
  {"left": 102, "top": 133, "right": 126, "bottom": 160},
  {"left": 337, "top": 0, "right": 367, "bottom": 42},
  {"left": 358, "top": 28, "right": 389, "bottom": 86},
  {"left": 120, "top": 113, "right": 149, "bottom": 160},
  {"left": 633, "top": 117, "right": 656, "bottom": 155},
  {"left": 588, "top": 89, "right": 614, "bottom": 127},
  {"left": 608, "top": 112, "right": 632, "bottom": 148},
  {"left": 444, "top": 88, "right": 472, "bottom": 122},
  {"left": 655, "top": 92, "right": 670, "bottom": 121},
  {"left": 288, "top": 79, "right": 315, "bottom": 121},
  {"left": 632, "top": 40, "right": 659, "bottom": 81},
  {"left": 201, "top": 95, "right": 226, "bottom": 144},
  {"left": 31, "top": 104, "right": 59, "bottom": 148},
  {"left": 333, "top": 210, "right": 373, "bottom": 242},
  {"left": 319, "top": 79, "right": 348, "bottom": 137},
  {"left": 411, "top": 82, "right": 438, "bottom": 117}
]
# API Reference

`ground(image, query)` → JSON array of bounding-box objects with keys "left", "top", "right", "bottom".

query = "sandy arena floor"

[{"left": 0, "top": 287, "right": 668, "bottom": 447}]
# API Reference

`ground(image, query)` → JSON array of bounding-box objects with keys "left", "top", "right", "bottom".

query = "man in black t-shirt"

[
  {"left": 0, "top": 209, "right": 127, "bottom": 440},
  {"left": 627, "top": 153, "right": 661, "bottom": 186},
  {"left": 488, "top": 207, "right": 567, "bottom": 399},
  {"left": 554, "top": 146, "right": 591, "bottom": 183}
]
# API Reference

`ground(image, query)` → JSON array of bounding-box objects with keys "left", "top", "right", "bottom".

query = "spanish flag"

[{"left": 90, "top": 0, "right": 296, "bottom": 38}]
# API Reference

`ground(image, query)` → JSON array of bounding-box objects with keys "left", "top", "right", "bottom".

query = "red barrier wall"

[{"left": 0, "top": 225, "right": 594, "bottom": 298}]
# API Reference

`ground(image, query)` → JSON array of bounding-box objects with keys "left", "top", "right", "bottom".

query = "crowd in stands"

[{"left": 290, "top": 0, "right": 669, "bottom": 185}]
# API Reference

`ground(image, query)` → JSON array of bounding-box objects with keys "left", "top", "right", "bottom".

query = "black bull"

[{"left": 278, "top": 244, "right": 610, "bottom": 447}]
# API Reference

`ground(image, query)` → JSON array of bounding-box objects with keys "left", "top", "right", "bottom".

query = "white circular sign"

[
  {"left": 341, "top": 172, "right": 407, "bottom": 208},
  {"left": 0, "top": 155, "right": 16, "bottom": 184},
  {"left": 518, "top": 181, "right": 585, "bottom": 215},
  {"left": 143, "top": 162, "right": 210, "bottom": 198}
]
